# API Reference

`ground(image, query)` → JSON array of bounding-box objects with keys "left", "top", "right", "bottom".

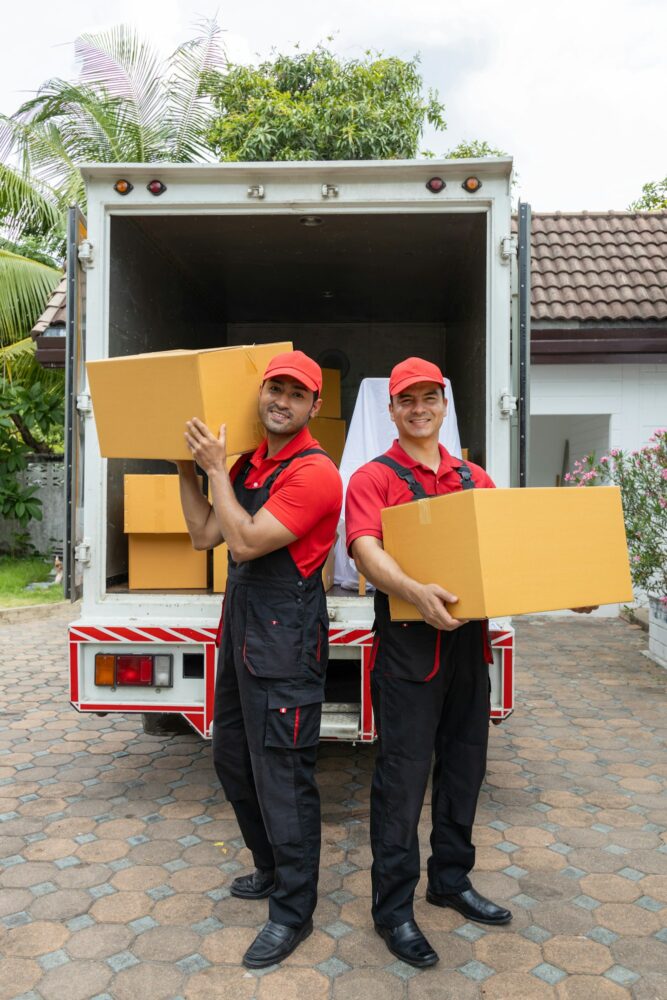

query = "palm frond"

[
  {"left": 75, "top": 27, "right": 167, "bottom": 160},
  {"left": 166, "top": 18, "right": 227, "bottom": 161},
  {"left": 0, "top": 248, "right": 61, "bottom": 347},
  {"left": 0, "top": 163, "right": 64, "bottom": 242}
]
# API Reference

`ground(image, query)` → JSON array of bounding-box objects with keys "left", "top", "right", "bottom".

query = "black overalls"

[
  {"left": 369, "top": 455, "right": 491, "bottom": 928},
  {"left": 212, "top": 449, "right": 332, "bottom": 928}
]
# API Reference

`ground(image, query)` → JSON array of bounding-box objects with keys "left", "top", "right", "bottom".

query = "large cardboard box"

[
  {"left": 382, "top": 486, "right": 633, "bottom": 620},
  {"left": 310, "top": 417, "right": 346, "bottom": 467},
  {"left": 321, "top": 546, "right": 335, "bottom": 592},
  {"left": 319, "top": 368, "right": 341, "bottom": 418},
  {"left": 128, "top": 535, "right": 207, "bottom": 590},
  {"left": 88, "top": 342, "right": 292, "bottom": 460},
  {"left": 124, "top": 474, "right": 207, "bottom": 590}
]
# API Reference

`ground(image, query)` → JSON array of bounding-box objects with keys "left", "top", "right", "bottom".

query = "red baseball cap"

[
  {"left": 263, "top": 350, "right": 322, "bottom": 394},
  {"left": 389, "top": 357, "right": 446, "bottom": 397}
]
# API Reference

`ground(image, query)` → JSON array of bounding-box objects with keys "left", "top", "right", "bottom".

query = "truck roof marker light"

[
  {"left": 426, "top": 177, "right": 446, "bottom": 193},
  {"left": 147, "top": 180, "right": 166, "bottom": 196},
  {"left": 114, "top": 179, "right": 133, "bottom": 195},
  {"left": 95, "top": 654, "right": 115, "bottom": 686},
  {"left": 300, "top": 216, "right": 323, "bottom": 227},
  {"left": 462, "top": 176, "right": 482, "bottom": 192}
]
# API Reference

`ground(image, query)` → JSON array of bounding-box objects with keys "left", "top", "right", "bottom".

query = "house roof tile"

[{"left": 526, "top": 212, "right": 667, "bottom": 323}]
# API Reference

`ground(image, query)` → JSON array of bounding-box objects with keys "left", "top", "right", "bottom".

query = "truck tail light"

[
  {"left": 154, "top": 655, "right": 173, "bottom": 687},
  {"left": 117, "top": 655, "right": 153, "bottom": 685},
  {"left": 95, "top": 654, "right": 115, "bottom": 686},
  {"left": 94, "top": 654, "right": 173, "bottom": 687}
]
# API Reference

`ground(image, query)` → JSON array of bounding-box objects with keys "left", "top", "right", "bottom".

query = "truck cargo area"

[{"left": 105, "top": 210, "right": 487, "bottom": 591}]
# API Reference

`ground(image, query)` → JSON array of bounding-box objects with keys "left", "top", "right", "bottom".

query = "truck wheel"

[{"left": 141, "top": 713, "right": 193, "bottom": 736}]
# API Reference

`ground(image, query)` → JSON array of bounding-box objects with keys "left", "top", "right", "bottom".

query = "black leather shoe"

[
  {"left": 426, "top": 886, "right": 512, "bottom": 925},
  {"left": 230, "top": 869, "right": 275, "bottom": 900},
  {"left": 374, "top": 919, "right": 439, "bottom": 968},
  {"left": 243, "top": 918, "right": 313, "bottom": 968}
]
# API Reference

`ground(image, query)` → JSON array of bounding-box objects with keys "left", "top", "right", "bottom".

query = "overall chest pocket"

[{"left": 243, "top": 605, "right": 304, "bottom": 679}]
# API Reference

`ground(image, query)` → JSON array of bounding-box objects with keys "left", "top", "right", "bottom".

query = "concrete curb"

[{"left": 0, "top": 600, "right": 79, "bottom": 624}]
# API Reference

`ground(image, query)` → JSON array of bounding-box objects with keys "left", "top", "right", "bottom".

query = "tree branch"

[{"left": 11, "top": 413, "right": 53, "bottom": 454}]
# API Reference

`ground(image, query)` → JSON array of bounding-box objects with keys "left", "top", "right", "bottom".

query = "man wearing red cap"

[
  {"left": 345, "top": 356, "right": 511, "bottom": 968},
  {"left": 176, "top": 350, "right": 342, "bottom": 968}
]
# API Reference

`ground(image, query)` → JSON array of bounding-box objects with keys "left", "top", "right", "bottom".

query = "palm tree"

[{"left": 1, "top": 19, "right": 226, "bottom": 208}]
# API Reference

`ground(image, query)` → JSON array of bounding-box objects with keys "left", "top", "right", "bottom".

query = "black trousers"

[
  {"left": 370, "top": 622, "right": 490, "bottom": 927},
  {"left": 212, "top": 624, "right": 323, "bottom": 927}
]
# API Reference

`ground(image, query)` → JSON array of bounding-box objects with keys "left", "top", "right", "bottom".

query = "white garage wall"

[
  {"left": 529, "top": 363, "right": 667, "bottom": 616},
  {"left": 530, "top": 364, "right": 667, "bottom": 450}
]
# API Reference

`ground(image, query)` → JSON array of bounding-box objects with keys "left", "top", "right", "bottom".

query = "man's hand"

[
  {"left": 411, "top": 583, "right": 468, "bottom": 631},
  {"left": 570, "top": 606, "right": 599, "bottom": 614},
  {"left": 184, "top": 418, "right": 227, "bottom": 474}
]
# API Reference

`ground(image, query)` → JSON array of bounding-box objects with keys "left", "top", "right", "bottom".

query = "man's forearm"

[
  {"left": 176, "top": 461, "right": 219, "bottom": 548},
  {"left": 353, "top": 542, "right": 422, "bottom": 604},
  {"left": 208, "top": 467, "right": 255, "bottom": 560}
]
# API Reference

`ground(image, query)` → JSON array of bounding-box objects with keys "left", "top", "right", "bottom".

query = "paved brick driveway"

[{"left": 0, "top": 607, "right": 666, "bottom": 1000}]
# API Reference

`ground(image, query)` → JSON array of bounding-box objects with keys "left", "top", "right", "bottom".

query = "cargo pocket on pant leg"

[
  {"left": 265, "top": 688, "right": 323, "bottom": 749},
  {"left": 243, "top": 608, "right": 303, "bottom": 679}
]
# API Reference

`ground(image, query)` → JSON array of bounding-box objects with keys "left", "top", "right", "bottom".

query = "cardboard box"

[
  {"left": 213, "top": 543, "right": 229, "bottom": 593},
  {"left": 319, "top": 368, "right": 341, "bottom": 418},
  {"left": 321, "top": 546, "right": 335, "bottom": 592},
  {"left": 310, "top": 417, "right": 346, "bottom": 467},
  {"left": 125, "top": 474, "right": 207, "bottom": 590},
  {"left": 128, "top": 535, "right": 207, "bottom": 590},
  {"left": 88, "top": 342, "right": 292, "bottom": 460},
  {"left": 382, "top": 486, "right": 633, "bottom": 620},
  {"left": 124, "top": 474, "right": 196, "bottom": 533}
]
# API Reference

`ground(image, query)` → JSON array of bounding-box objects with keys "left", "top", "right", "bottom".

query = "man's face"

[
  {"left": 389, "top": 381, "right": 447, "bottom": 440},
  {"left": 258, "top": 377, "right": 321, "bottom": 436}
]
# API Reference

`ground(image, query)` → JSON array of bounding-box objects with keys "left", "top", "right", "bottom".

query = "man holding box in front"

[
  {"left": 176, "top": 351, "right": 342, "bottom": 968},
  {"left": 345, "top": 357, "right": 511, "bottom": 969}
]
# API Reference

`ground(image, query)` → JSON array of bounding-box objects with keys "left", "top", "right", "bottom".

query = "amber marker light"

[
  {"left": 462, "top": 177, "right": 482, "bottom": 192},
  {"left": 113, "top": 179, "right": 133, "bottom": 195},
  {"left": 95, "top": 654, "right": 115, "bottom": 686},
  {"left": 426, "top": 177, "right": 446, "bottom": 193},
  {"left": 147, "top": 179, "right": 167, "bottom": 196}
]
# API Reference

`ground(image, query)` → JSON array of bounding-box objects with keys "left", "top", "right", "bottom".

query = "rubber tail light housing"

[{"left": 93, "top": 653, "right": 174, "bottom": 687}]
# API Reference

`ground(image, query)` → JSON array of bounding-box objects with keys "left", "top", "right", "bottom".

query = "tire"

[{"left": 141, "top": 712, "right": 193, "bottom": 736}]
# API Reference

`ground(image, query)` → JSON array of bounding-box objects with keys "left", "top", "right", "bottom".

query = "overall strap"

[
  {"left": 454, "top": 460, "right": 475, "bottom": 490},
  {"left": 371, "top": 455, "right": 428, "bottom": 500},
  {"left": 261, "top": 447, "right": 330, "bottom": 491}
]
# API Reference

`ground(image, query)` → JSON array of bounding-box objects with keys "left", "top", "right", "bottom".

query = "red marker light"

[
  {"left": 462, "top": 177, "right": 482, "bottom": 193},
  {"left": 114, "top": 179, "right": 133, "bottom": 195},
  {"left": 147, "top": 180, "right": 166, "bottom": 196},
  {"left": 426, "top": 177, "right": 446, "bottom": 193}
]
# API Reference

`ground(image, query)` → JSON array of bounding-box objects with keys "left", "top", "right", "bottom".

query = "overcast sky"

[{"left": 2, "top": 0, "right": 665, "bottom": 211}]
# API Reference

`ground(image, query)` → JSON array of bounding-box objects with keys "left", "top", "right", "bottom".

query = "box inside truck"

[{"left": 104, "top": 211, "right": 487, "bottom": 592}]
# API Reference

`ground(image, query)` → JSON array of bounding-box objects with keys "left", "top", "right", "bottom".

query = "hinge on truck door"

[
  {"left": 77, "top": 239, "right": 95, "bottom": 269},
  {"left": 74, "top": 541, "right": 91, "bottom": 565},
  {"left": 500, "top": 235, "right": 517, "bottom": 261},
  {"left": 499, "top": 389, "right": 518, "bottom": 416},
  {"left": 76, "top": 393, "right": 92, "bottom": 415}
]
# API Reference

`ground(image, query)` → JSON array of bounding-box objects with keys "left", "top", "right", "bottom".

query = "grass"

[{"left": 0, "top": 555, "right": 65, "bottom": 608}]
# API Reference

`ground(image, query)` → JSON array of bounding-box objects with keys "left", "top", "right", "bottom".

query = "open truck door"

[
  {"left": 64, "top": 206, "right": 88, "bottom": 600},
  {"left": 510, "top": 201, "right": 531, "bottom": 487}
]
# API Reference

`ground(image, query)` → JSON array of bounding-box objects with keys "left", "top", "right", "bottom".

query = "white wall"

[
  {"left": 529, "top": 363, "right": 667, "bottom": 616},
  {"left": 529, "top": 414, "right": 610, "bottom": 487},
  {"left": 530, "top": 364, "right": 667, "bottom": 450}
]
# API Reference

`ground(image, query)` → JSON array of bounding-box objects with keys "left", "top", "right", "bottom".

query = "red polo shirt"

[
  {"left": 346, "top": 439, "right": 495, "bottom": 551},
  {"left": 230, "top": 425, "right": 342, "bottom": 578}
]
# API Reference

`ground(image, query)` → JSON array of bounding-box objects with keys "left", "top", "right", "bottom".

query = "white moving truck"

[{"left": 65, "top": 158, "right": 529, "bottom": 740}]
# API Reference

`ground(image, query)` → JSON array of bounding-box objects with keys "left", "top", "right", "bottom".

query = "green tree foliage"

[
  {"left": 628, "top": 177, "right": 667, "bottom": 212},
  {"left": 204, "top": 47, "right": 447, "bottom": 161},
  {"left": 446, "top": 139, "right": 508, "bottom": 159}
]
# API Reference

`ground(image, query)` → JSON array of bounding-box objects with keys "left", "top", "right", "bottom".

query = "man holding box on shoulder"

[
  {"left": 345, "top": 357, "right": 511, "bottom": 969},
  {"left": 176, "top": 351, "right": 342, "bottom": 968}
]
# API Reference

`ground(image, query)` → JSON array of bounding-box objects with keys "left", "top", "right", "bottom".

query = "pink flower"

[
  {"left": 564, "top": 473, "right": 571, "bottom": 482},
  {"left": 662, "top": 469, "right": 667, "bottom": 480},
  {"left": 633, "top": 555, "right": 641, "bottom": 563},
  {"left": 610, "top": 449, "right": 620, "bottom": 457},
  {"left": 600, "top": 456, "right": 609, "bottom": 464}
]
